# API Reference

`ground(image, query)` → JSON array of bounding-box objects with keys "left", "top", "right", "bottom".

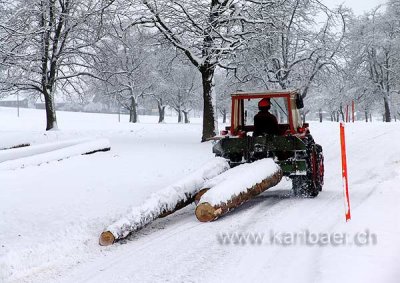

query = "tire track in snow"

[
  {"left": 68, "top": 207, "right": 206, "bottom": 282},
  {"left": 195, "top": 130, "right": 354, "bottom": 282},
  {"left": 50, "top": 123, "right": 400, "bottom": 283}
]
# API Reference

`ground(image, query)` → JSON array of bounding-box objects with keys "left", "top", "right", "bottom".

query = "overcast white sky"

[{"left": 322, "top": 0, "right": 388, "bottom": 15}]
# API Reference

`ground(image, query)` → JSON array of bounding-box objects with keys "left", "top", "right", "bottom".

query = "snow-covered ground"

[{"left": 1, "top": 106, "right": 399, "bottom": 283}]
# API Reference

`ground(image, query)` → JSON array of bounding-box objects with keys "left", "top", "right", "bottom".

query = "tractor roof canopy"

[
  {"left": 232, "top": 89, "right": 299, "bottom": 98},
  {"left": 229, "top": 90, "right": 304, "bottom": 136}
]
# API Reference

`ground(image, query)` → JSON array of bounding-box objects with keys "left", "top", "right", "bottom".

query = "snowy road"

[{"left": 1, "top": 107, "right": 399, "bottom": 283}]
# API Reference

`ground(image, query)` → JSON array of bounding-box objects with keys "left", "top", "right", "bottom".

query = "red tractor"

[{"left": 213, "top": 90, "right": 324, "bottom": 197}]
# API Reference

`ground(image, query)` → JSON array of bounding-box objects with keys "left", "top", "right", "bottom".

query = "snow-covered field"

[{"left": 1, "top": 106, "right": 399, "bottom": 283}]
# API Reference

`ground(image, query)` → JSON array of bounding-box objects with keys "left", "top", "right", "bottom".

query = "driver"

[{"left": 253, "top": 98, "right": 280, "bottom": 136}]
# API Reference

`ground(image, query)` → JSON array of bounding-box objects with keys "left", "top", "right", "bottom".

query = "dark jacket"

[{"left": 253, "top": 110, "right": 280, "bottom": 136}]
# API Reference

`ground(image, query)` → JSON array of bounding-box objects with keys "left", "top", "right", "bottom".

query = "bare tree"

[
  {"left": 234, "top": 1, "right": 347, "bottom": 101},
  {"left": 126, "top": 0, "right": 271, "bottom": 140},
  {"left": 94, "top": 27, "right": 156, "bottom": 123},
  {"left": 215, "top": 70, "right": 242, "bottom": 124},
  {"left": 166, "top": 65, "right": 201, "bottom": 124},
  {"left": 341, "top": 2, "right": 400, "bottom": 122},
  {"left": 364, "top": 9, "right": 398, "bottom": 122},
  {"left": 0, "top": 0, "right": 115, "bottom": 130},
  {"left": 151, "top": 46, "right": 181, "bottom": 123}
]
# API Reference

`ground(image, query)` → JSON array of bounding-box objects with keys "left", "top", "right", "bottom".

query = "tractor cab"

[
  {"left": 224, "top": 90, "right": 307, "bottom": 138},
  {"left": 213, "top": 90, "right": 324, "bottom": 197}
]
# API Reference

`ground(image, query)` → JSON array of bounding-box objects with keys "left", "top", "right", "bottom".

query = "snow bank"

[
  {"left": 106, "top": 157, "right": 230, "bottom": 239},
  {"left": 0, "top": 139, "right": 110, "bottom": 170},
  {"left": 199, "top": 158, "right": 281, "bottom": 206}
]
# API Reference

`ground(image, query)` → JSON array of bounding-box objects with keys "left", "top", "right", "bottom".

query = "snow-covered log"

[
  {"left": 195, "top": 159, "right": 282, "bottom": 222},
  {"left": 99, "top": 157, "right": 230, "bottom": 246},
  {"left": 0, "top": 134, "right": 33, "bottom": 151},
  {"left": 0, "top": 143, "right": 30, "bottom": 151},
  {"left": 0, "top": 139, "right": 111, "bottom": 170},
  {"left": 0, "top": 139, "right": 90, "bottom": 163}
]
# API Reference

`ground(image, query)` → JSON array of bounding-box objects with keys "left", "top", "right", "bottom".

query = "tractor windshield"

[{"left": 245, "top": 97, "right": 289, "bottom": 125}]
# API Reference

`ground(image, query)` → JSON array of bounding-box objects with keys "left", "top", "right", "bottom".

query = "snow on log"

[
  {"left": 0, "top": 139, "right": 111, "bottom": 170},
  {"left": 195, "top": 158, "right": 282, "bottom": 222},
  {"left": 0, "top": 133, "right": 32, "bottom": 151},
  {"left": 0, "top": 139, "right": 90, "bottom": 163},
  {"left": 99, "top": 157, "right": 230, "bottom": 246}
]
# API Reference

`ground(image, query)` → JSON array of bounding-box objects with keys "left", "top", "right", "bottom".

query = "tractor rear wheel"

[
  {"left": 292, "top": 176, "right": 319, "bottom": 198},
  {"left": 292, "top": 142, "right": 324, "bottom": 198}
]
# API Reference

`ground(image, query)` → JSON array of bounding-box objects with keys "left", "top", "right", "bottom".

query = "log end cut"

[
  {"left": 99, "top": 231, "right": 115, "bottom": 246},
  {"left": 195, "top": 202, "right": 222, "bottom": 222},
  {"left": 195, "top": 167, "right": 283, "bottom": 222}
]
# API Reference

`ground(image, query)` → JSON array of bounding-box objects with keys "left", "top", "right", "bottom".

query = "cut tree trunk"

[
  {"left": 194, "top": 188, "right": 209, "bottom": 205},
  {"left": 0, "top": 139, "right": 111, "bottom": 170},
  {"left": 195, "top": 159, "right": 282, "bottom": 222},
  {"left": 99, "top": 157, "right": 230, "bottom": 246}
]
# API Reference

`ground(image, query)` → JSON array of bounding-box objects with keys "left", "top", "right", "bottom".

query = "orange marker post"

[{"left": 340, "top": 122, "right": 351, "bottom": 221}]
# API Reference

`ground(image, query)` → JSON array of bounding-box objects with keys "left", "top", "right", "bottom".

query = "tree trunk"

[
  {"left": 129, "top": 96, "right": 137, "bottom": 123},
  {"left": 177, "top": 109, "right": 182, "bottom": 123},
  {"left": 222, "top": 109, "right": 227, "bottom": 123},
  {"left": 339, "top": 104, "right": 345, "bottom": 122},
  {"left": 365, "top": 111, "right": 369, "bottom": 122},
  {"left": 157, "top": 102, "right": 165, "bottom": 123},
  {"left": 302, "top": 110, "right": 309, "bottom": 124},
  {"left": 200, "top": 65, "right": 217, "bottom": 142},
  {"left": 183, "top": 110, "right": 190, "bottom": 123},
  {"left": 44, "top": 90, "right": 58, "bottom": 130},
  {"left": 383, "top": 94, "right": 391, "bottom": 122},
  {"left": 319, "top": 109, "right": 323, "bottom": 123}
]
